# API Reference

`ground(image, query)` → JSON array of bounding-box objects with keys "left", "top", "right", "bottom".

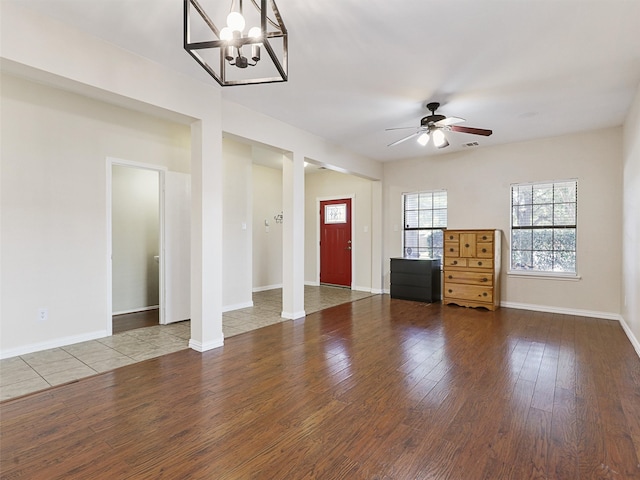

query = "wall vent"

[{"left": 462, "top": 141, "right": 480, "bottom": 148}]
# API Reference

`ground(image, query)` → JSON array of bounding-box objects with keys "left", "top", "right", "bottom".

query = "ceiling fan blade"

[
  {"left": 450, "top": 125, "right": 493, "bottom": 136},
  {"left": 385, "top": 126, "right": 416, "bottom": 131},
  {"left": 435, "top": 116, "right": 465, "bottom": 127},
  {"left": 388, "top": 131, "right": 419, "bottom": 147}
]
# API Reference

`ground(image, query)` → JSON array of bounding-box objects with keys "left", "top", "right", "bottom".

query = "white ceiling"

[{"left": 12, "top": 0, "right": 640, "bottom": 162}]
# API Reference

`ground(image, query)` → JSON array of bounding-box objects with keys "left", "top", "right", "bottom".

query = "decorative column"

[{"left": 281, "top": 151, "right": 305, "bottom": 319}]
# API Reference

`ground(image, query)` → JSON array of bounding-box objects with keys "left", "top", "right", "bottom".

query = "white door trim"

[
  {"left": 106, "top": 157, "right": 168, "bottom": 334},
  {"left": 316, "top": 194, "right": 356, "bottom": 288}
]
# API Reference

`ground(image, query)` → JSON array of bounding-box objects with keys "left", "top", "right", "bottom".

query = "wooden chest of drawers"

[{"left": 443, "top": 229, "right": 501, "bottom": 310}]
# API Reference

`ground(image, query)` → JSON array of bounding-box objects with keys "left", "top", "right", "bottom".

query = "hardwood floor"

[
  {"left": 1, "top": 296, "right": 639, "bottom": 479},
  {"left": 112, "top": 309, "right": 159, "bottom": 334}
]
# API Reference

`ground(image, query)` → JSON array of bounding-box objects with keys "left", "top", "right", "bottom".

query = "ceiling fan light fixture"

[
  {"left": 417, "top": 132, "right": 430, "bottom": 146},
  {"left": 433, "top": 129, "right": 448, "bottom": 148}
]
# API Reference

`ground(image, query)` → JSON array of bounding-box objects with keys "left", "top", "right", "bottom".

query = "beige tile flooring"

[{"left": 0, "top": 286, "right": 375, "bottom": 401}]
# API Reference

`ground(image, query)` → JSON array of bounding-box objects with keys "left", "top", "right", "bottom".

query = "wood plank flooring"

[
  {"left": 112, "top": 309, "right": 159, "bottom": 334},
  {"left": 1, "top": 296, "right": 639, "bottom": 479}
]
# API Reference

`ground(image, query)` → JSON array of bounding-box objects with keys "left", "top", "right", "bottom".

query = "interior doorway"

[
  {"left": 110, "top": 163, "right": 162, "bottom": 332},
  {"left": 319, "top": 198, "right": 352, "bottom": 287}
]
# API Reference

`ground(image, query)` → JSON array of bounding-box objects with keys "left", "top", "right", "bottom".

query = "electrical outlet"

[{"left": 38, "top": 308, "right": 48, "bottom": 322}]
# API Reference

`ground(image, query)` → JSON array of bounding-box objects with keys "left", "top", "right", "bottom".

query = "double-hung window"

[
  {"left": 510, "top": 180, "right": 577, "bottom": 274},
  {"left": 403, "top": 190, "right": 447, "bottom": 259}
]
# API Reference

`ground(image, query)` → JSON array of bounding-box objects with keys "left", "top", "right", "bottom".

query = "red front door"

[{"left": 320, "top": 199, "right": 352, "bottom": 287}]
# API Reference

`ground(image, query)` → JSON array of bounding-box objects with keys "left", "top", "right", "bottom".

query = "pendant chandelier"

[{"left": 184, "top": 0, "right": 288, "bottom": 87}]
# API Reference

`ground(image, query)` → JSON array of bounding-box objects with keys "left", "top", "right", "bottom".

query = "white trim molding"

[
  {"left": 281, "top": 310, "right": 306, "bottom": 320},
  {"left": 500, "top": 301, "right": 621, "bottom": 321},
  {"left": 113, "top": 306, "right": 160, "bottom": 316},
  {"left": 253, "top": 284, "right": 283, "bottom": 292},
  {"left": 188, "top": 338, "right": 224, "bottom": 352},
  {"left": 222, "top": 301, "right": 254, "bottom": 313},
  {"left": 0, "top": 330, "right": 109, "bottom": 360},
  {"left": 619, "top": 317, "right": 640, "bottom": 359}
]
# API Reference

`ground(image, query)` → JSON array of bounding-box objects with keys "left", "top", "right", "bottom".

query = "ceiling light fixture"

[
  {"left": 432, "top": 129, "right": 449, "bottom": 149},
  {"left": 416, "top": 132, "right": 430, "bottom": 146},
  {"left": 184, "top": 0, "right": 288, "bottom": 86}
]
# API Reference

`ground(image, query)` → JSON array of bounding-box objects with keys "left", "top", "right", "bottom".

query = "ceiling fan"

[{"left": 387, "top": 102, "right": 493, "bottom": 149}]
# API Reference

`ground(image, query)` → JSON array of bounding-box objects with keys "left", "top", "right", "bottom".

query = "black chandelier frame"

[{"left": 183, "top": 0, "right": 288, "bottom": 86}]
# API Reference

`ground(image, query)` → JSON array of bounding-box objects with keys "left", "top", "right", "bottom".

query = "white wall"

[
  {"left": 112, "top": 165, "right": 160, "bottom": 313},
  {"left": 0, "top": 73, "right": 190, "bottom": 356},
  {"left": 222, "top": 138, "right": 253, "bottom": 310},
  {"left": 252, "top": 164, "right": 283, "bottom": 290},
  {"left": 384, "top": 128, "right": 623, "bottom": 318},
  {"left": 305, "top": 170, "right": 375, "bottom": 291},
  {"left": 622, "top": 83, "right": 640, "bottom": 353},
  {"left": 1, "top": 1, "right": 226, "bottom": 355}
]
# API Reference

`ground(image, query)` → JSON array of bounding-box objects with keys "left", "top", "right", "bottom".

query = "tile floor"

[{"left": 1, "top": 286, "right": 375, "bottom": 401}]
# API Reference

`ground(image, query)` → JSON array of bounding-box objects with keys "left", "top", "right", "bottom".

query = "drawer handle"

[
  {"left": 449, "top": 248, "right": 454, "bottom": 252},
  {"left": 448, "top": 289, "right": 453, "bottom": 294},
  {"left": 465, "top": 244, "right": 470, "bottom": 248},
  {"left": 482, "top": 248, "right": 487, "bottom": 253},
  {"left": 478, "top": 261, "right": 483, "bottom": 266},
  {"left": 448, "top": 275, "right": 453, "bottom": 279},
  {"left": 452, "top": 261, "right": 458, "bottom": 265},
  {"left": 482, "top": 292, "right": 488, "bottom": 297},
  {"left": 482, "top": 236, "right": 487, "bottom": 240},
  {"left": 449, "top": 235, "right": 454, "bottom": 240},
  {"left": 482, "top": 278, "right": 488, "bottom": 282}
]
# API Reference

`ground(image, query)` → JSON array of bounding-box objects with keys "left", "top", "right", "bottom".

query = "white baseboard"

[
  {"left": 383, "top": 288, "right": 391, "bottom": 295},
  {"left": 304, "top": 281, "right": 320, "bottom": 287},
  {"left": 619, "top": 316, "right": 640, "bottom": 359},
  {"left": 113, "top": 305, "right": 159, "bottom": 316},
  {"left": 0, "top": 330, "right": 109, "bottom": 360},
  {"left": 370, "top": 288, "right": 385, "bottom": 294},
  {"left": 352, "top": 286, "right": 372, "bottom": 293},
  {"left": 222, "top": 301, "right": 253, "bottom": 313},
  {"left": 281, "top": 310, "right": 306, "bottom": 320},
  {"left": 188, "top": 338, "right": 224, "bottom": 352},
  {"left": 500, "top": 301, "right": 622, "bottom": 321},
  {"left": 252, "top": 284, "right": 283, "bottom": 293}
]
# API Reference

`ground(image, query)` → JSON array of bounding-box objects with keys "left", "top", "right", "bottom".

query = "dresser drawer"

[
  {"left": 476, "top": 231, "right": 494, "bottom": 243},
  {"left": 444, "top": 271, "right": 493, "bottom": 286},
  {"left": 391, "top": 272, "right": 431, "bottom": 287},
  {"left": 444, "top": 258, "right": 467, "bottom": 267},
  {"left": 444, "top": 232, "right": 459, "bottom": 242},
  {"left": 444, "top": 283, "right": 493, "bottom": 303},
  {"left": 476, "top": 242, "right": 493, "bottom": 258},
  {"left": 467, "top": 258, "right": 493, "bottom": 269},
  {"left": 445, "top": 243, "right": 459, "bottom": 257}
]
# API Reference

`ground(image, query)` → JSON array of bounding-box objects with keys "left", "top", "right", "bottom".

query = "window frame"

[
  {"left": 401, "top": 189, "right": 447, "bottom": 261},
  {"left": 509, "top": 179, "right": 578, "bottom": 278}
]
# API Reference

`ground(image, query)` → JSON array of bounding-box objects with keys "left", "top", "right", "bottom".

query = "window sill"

[{"left": 507, "top": 271, "right": 581, "bottom": 281}]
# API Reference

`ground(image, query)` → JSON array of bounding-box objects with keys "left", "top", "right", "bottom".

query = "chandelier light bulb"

[
  {"left": 227, "top": 12, "right": 246, "bottom": 32},
  {"left": 248, "top": 26, "right": 262, "bottom": 39},
  {"left": 220, "top": 27, "right": 233, "bottom": 41}
]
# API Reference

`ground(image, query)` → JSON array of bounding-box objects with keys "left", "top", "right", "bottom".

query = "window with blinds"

[
  {"left": 511, "top": 180, "right": 577, "bottom": 273},
  {"left": 403, "top": 190, "right": 447, "bottom": 259}
]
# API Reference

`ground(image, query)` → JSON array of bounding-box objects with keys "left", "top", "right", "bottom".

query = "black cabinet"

[{"left": 390, "top": 258, "right": 442, "bottom": 303}]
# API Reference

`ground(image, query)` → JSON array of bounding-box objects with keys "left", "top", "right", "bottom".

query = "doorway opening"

[{"left": 110, "top": 163, "right": 162, "bottom": 333}]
